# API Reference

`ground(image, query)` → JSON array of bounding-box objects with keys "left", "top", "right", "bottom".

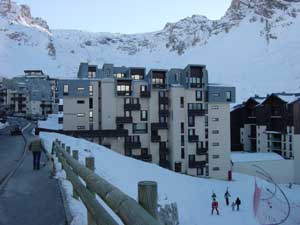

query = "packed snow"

[
  {"left": 40, "top": 132, "right": 300, "bottom": 225},
  {"left": 231, "top": 152, "right": 284, "bottom": 163},
  {"left": 0, "top": 121, "right": 9, "bottom": 129},
  {"left": 38, "top": 114, "right": 62, "bottom": 130}
]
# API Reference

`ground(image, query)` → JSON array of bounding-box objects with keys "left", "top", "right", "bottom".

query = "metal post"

[
  {"left": 138, "top": 181, "right": 158, "bottom": 219},
  {"left": 62, "top": 143, "right": 65, "bottom": 150},
  {"left": 86, "top": 156, "right": 96, "bottom": 225},
  {"left": 72, "top": 150, "right": 79, "bottom": 200},
  {"left": 66, "top": 146, "right": 71, "bottom": 154}
]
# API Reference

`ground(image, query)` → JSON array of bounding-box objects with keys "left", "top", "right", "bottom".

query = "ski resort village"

[{"left": 0, "top": 0, "right": 300, "bottom": 225}]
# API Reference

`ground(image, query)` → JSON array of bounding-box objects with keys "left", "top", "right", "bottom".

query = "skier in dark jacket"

[
  {"left": 224, "top": 189, "right": 231, "bottom": 206},
  {"left": 235, "top": 197, "right": 241, "bottom": 211}
]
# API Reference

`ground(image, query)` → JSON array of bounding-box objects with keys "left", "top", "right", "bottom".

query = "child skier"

[{"left": 211, "top": 199, "right": 220, "bottom": 215}]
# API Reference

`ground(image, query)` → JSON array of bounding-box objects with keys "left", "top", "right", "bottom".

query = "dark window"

[
  {"left": 213, "top": 155, "right": 220, "bottom": 159},
  {"left": 188, "top": 116, "right": 195, "bottom": 127},
  {"left": 89, "top": 98, "right": 93, "bottom": 109},
  {"left": 196, "top": 90, "right": 202, "bottom": 101},
  {"left": 181, "top": 148, "right": 185, "bottom": 159},
  {"left": 174, "top": 162, "right": 182, "bottom": 173},
  {"left": 189, "top": 155, "right": 195, "bottom": 164},
  {"left": 180, "top": 97, "right": 184, "bottom": 108},
  {"left": 181, "top": 122, "right": 184, "bottom": 133},
  {"left": 181, "top": 135, "right": 185, "bottom": 146},
  {"left": 289, "top": 136, "right": 292, "bottom": 142},
  {"left": 159, "top": 116, "right": 167, "bottom": 123},
  {"left": 58, "top": 117, "right": 63, "bottom": 124},
  {"left": 58, "top": 105, "right": 63, "bottom": 112},
  {"left": 159, "top": 91, "right": 166, "bottom": 97},
  {"left": 213, "top": 167, "right": 220, "bottom": 171},
  {"left": 141, "top": 148, "right": 148, "bottom": 156},
  {"left": 140, "top": 110, "right": 148, "bottom": 121},
  {"left": 77, "top": 100, "right": 85, "bottom": 104}
]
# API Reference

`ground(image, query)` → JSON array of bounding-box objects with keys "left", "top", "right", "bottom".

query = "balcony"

[
  {"left": 189, "top": 160, "right": 206, "bottom": 169},
  {"left": 159, "top": 160, "right": 170, "bottom": 169},
  {"left": 151, "top": 135, "right": 161, "bottom": 143},
  {"left": 117, "top": 91, "right": 132, "bottom": 96},
  {"left": 40, "top": 103, "right": 52, "bottom": 108},
  {"left": 188, "top": 135, "right": 199, "bottom": 143},
  {"left": 124, "top": 103, "right": 141, "bottom": 111},
  {"left": 116, "top": 116, "right": 133, "bottom": 124},
  {"left": 132, "top": 154, "right": 152, "bottom": 163},
  {"left": 151, "top": 122, "right": 168, "bottom": 130},
  {"left": 159, "top": 144, "right": 169, "bottom": 154},
  {"left": 248, "top": 134, "right": 256, "bottom": 139},
  {"left": 190, "top": 83, "right": 203, "bottom": 88},
  {"left": 11, "top": 97, "right": 26, "bottom": 101},
  {"left": 140, "top": 91, "right": 150, "bottom": 98},
  {"left": 125, "top": 140, "right": 141, "bottom": 149},
  {"left": 159, "top": 96, "right": 168, "bottom": 104},
  {"left": 188, "top": 109, "right": 206, "bottom": 116},
  {"left": 159, "top": 109, "right": 169, "bottom": 116},
  {"left": 152, "top": 84, "right": 167, "bottom": 89},
  {"left": 196, "top": 147, "right": 208, "bottom": 155}
]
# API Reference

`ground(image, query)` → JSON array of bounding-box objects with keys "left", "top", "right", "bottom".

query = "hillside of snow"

[
  {"left": 1, "top": 0, "right": 300, "bottom": 101},
  {"left": 40, "top": 132, "right": 300, "bottom": 225}
]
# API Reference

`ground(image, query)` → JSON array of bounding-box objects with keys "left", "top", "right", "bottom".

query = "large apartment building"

[
  {"left": 231, "top": 93, "right": 300, "bottom": 159},
  {"left": 58, "top": 63, "right": 235, "bottom": 180},
  {"left": 2, "top": 70, "right": 58, "bottom": 119}
]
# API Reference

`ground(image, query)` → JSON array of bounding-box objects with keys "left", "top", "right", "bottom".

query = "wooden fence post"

[
  {"left": 62, "top": 143, "right": 65, "bottom": 150},
  {"left": 66, "top": 146, "right": 71, "bottom": 154},
  {"left": 138, "top": 181, "right": 158, "bottom": 219},
  {"left": 72, "top": 150, "right": 79, "bottom": 200},
  {"left": 86, "top": 156, "right": 96, "bottom": 225}
]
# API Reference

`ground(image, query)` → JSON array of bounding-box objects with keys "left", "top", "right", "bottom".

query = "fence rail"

[{"left": 52, "top": 139, "right": 161, "bottom": 225}]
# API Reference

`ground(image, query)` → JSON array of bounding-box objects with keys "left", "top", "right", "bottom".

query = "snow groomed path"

[{"left": 0, "top": 119, "right": 68, "bottom": 225}]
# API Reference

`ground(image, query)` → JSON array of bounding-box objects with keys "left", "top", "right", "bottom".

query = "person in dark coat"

[
  {"left": 28, "top": 137, "right": 43, "bottom": 170},
  {"left": 224, "top": 189, "right": 231, "bottom": 206},
  {"left": 211, "top": 199, "right": 219, "bottom": 215},
  {"left": 235, "top": 197, "right": 241, "bottom": 211},
  {"left": 211, "top": 192, "right": 217, "bottom": 200}
]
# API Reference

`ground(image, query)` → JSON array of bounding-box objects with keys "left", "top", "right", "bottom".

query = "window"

[
  {"left": 181, "top": 148, "right": 185, "bottom": 159},
  {"left": 117, "top": 84, "right": 131, "bottom": 95},
  {"left": 88, "top": 71, "right": 96, "bottom": 78},
  {"left": 211, "top": 105, "right": 219, "bottom": 110},
  {"left": 181, "top": 135, "right": 185, "bottom": 146},
  {"left": 159, "top": 116, "right": 167, "bottom": 123},
  {"left": 180, "top": 97, "right": 184, "bottom": 108},
  {"left": 212, "top": 93, "right": 220, "bottom": 97},
  {"left": 114, "top": 73, "right": 125, "bottom": 78},
  {"left": 63, "top": 85, "right": 69, "bottom": 95},
  {"left": 213, "top": 155, "right": 220, "bottom": 159},
  {"left": 181, "top": 123, "right": 184, "bottom": 134},
  {"left": 89, "top": 85, "right": 93, "bottom": 96},
  {"left": 77, "top": 100, "right": 85, "bottom": 104},
  {"left": 152, "top": 78, "right": 164, "bottom": 85},
  {"left": 188, "top": 103, "right": 202, "bottom": 110},
  {"left": 189, "top": 77, "right": 202, "bottom": 87},
  {"left": 89, "top": 111, "right": 93, "bottom": 121},
  {"left": 140, "top": 85, "right": 147, "bottom": 92},
  {"left": 188, "top": 116, "right": 195, "bottom": 127},
  {"left": 289, "top": 136, "right": 292, "bottom": 142},
  {"left": 131, "top": 74, "right": 142, "bottom": 80},
  {"left": 141, "top": 148, "right": 148, "bottom": 156},
  {"left": 125, "top": 111, "right": 131, "bottom": 117},
  {"left": 189, "top": 155, "right": 195, "bottom": 163},
  {"left": 212, "top": 130, "right": 219, "bottom": 134},
  {"left": 174, "top": 162, "right": 182, "bottom": 173},
  {"left": 140, "top": 110, "right": 148, "bottom": 121},
  {"left": 188, "top": 129, "right": 195, "bottom": 136},
  {"left": 77, "top": 87, "right": 85, "bottom": 91},
  {"left": 58, "top": 105, "right": 63, "bottom": 112},
  {"left": 77, "top": 113, "right": 85, "bottom": 117},
  {"left": 77, "top": 126, "right": 85, "bottom": 130},
  {"left": 226, "top": 91, "right": 232, "bottom": 101},
  {"left": 212, "top": 142, "right": 220, "bottom": 147},
  {"left": 213, "top": 167, "right": 220, "bottom": 171},
  {"left": 133, "top": 123, "right": 147, "bottom": 134},
  {"left": 159, "top": 91, "right": 166, "bottom": 98},
  {"left": 58, "top": 117, "right": 63, "bottom": 124},
  {"left": 196, "top": 90, "right": 202, "bottom": 101},
  {"left": 212, "top": 117, "right": 219, "bottom": 122},
  {"left": 89, "top": 98, "right": 93, "bottom": 109}
]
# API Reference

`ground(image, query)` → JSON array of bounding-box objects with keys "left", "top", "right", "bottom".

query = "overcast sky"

[{"left": 15, "top": 0, "right": 232, "bottom": 34}]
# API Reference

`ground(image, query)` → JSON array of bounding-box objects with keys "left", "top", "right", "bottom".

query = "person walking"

[
  {"left": 235, "top": 197, "right": 241, "bottom": 211},
  {"left": 231, "top": 201, "right": 236, "bottom": 211},
  {"left": 28, "top": 137, "right": 43, "bottom": 170},
  {"left": 211, "top": 199, "right": 219, "bottom": 215},
  {"left": 224, "top": 189, "right": 231, "bottom": 206}
]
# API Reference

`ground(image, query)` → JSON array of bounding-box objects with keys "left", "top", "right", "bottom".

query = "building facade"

[
  {"left": 231, "top": 93, "right": 300, "bottom": 160},
  {"left": 58, "top": 63, "right": 235, "bottom": 179}
]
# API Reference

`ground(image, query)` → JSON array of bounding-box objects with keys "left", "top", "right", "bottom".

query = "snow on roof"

[
  {"left": 276, "top": 94, "right": 300, "bottom": 104},
  {"left": 253, "top": 96, "right": 266, "bottom": 104},
  {"left": 231, "top": 152, "right": 284, "bottom": 163}
]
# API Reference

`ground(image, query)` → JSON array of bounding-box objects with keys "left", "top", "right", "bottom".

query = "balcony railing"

[
  {"left": 152, "top": 84, "right": 167, "bottom": 89},
  {"left": 188, "top": 109, "right": 206, "bottom": 116},
  {"left": 117, "top": 91, "right": 132, "bottom": 96},
  {"left": 124, "top": 103, "right": 141, "bottom": 111},
  {"left": 158, "top": 96, "right": 168, "bottom": 104},
  {"left": 196, "top": 147, "right": 208, "bottom": 155},
  {"left": 159, "top": 160, "right": 170, "bottom": 169},
  {"left": 159, "top": 109, "right": 169, "bottom": 116},
  {"left": 189, "top": 160, "right": 206, "bottom": 169},
  {"left": 116, "top": 116, "right": 133, "bottom": 124},
  {"left": 140, "top": 91, "right": 150, "bottom": 98},
  {"left": 151, "top": 123, "right": 168, "bottom": 130},
  {"left": 151, "top": 135, "right": 161, "bottom": 143},
  {"left": 125, "top": 141, "right": 141, "bottom": 149},
  {"left": 132, "top": 154, "right": 152, "bottom": 163},
  {"left": 188, "top": 135, "right": 199, "bottom": 143}
]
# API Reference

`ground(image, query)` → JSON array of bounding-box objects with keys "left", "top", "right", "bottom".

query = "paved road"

[{"left": 0, "top": 118, "right": 67, "bottom": 225}]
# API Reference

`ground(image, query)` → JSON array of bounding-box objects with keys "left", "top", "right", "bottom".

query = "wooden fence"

[{"left": 51, "top": 139, "right": 161, "bottom": 225}]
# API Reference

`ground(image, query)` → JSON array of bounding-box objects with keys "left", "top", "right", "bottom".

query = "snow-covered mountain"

[{"left": 1, "top": 0, "right": 300, "bottom": 101}]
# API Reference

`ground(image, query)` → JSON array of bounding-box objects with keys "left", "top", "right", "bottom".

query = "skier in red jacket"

[{"left": 211, "top": 199, "right": 220, "bottom": 215}]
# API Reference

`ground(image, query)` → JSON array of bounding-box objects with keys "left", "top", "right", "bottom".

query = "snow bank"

[
  {"left": 40, "top": 132, "right": 300, "bottom": 225},
  {"left": 0, "top": 121, "right": 9, "bottom": 129},
  {"left": 231, "top": 152, "right": 284, "bottom": 163},
  {"left": 38, "top": 114, "right": 62, "bottom": 130}
]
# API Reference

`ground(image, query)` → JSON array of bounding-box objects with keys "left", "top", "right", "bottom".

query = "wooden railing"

[{"left": 51, "top": 139, "right": 161, "bottom": 225}]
